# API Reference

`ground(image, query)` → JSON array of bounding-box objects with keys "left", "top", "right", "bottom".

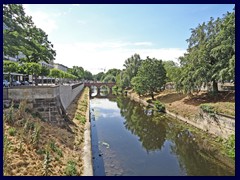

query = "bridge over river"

[{"left": 84, "top": 82, "right": 116, "bottom": 98}]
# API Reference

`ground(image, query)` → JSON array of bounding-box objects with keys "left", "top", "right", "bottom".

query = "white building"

[{"left": 54, "top": 63, "right": 68, "bottom": 72}]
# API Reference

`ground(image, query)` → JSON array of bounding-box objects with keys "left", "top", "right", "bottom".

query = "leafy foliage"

[
  {"left": 176, "top": 10, "right": 235, "bottom": 95},
  {"left": 64, "top": 160, "right": 77, "bottom": 176},
  {"left": 224, "top": 134, "right": 235, "bottom": 158},
  {"left": 200, "top": 104, "right": 216, "bottom": 117},
  {"left": 154, "top": 100, "right": 166, "bottom": 112},
  {"left": 3, "top": 4, "right": 56, "bottom": 63},
  {"left": 131, "top": 57, "right": 166, "bottom": 100}
]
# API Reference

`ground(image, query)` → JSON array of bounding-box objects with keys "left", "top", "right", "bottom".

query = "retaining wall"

[
  {"left": 127, "top": 92, "right": 235, "bottom": 139},
  {"left": 4, "top": 84, "right": 84, "bottom": 125}
]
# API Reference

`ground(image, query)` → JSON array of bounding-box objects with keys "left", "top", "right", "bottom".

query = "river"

[{"left": 90, "top": 96, "right": 235, "bottom": 176}]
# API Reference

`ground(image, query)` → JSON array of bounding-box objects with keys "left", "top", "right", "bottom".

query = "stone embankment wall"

[
  {"left": 5, "top": 83, "right": 84, "bottom": 125},
  {"left": 127, "top": 92, "right": 235, "bottom": 139}
]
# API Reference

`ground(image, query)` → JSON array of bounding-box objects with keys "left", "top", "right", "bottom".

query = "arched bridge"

[{"left": 84, "top": 82, "right": 116, "bottom": 98}]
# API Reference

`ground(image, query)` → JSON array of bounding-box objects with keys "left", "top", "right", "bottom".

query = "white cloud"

[
  {"left": 23, "top": 5, "right": 58, "bottom": 34},
  {"left": 54, "top": 41, "right": 186, "bottom": 74}
]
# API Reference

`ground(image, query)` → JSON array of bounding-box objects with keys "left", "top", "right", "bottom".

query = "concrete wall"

[
  {"left": 6, "top": 83, "right": 84, "bottom": 110},
  {"left": 5, "top": 84, "right": 84, "bottom": 126},
  {"left": 7, "top": 86, "right": 59, "bottom": 100},
  {"left": 59, "top": 83, "right": 84, "bottom": 109}
]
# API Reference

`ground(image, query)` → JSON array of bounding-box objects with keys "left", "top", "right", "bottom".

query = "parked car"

[
  {"left": 21, "top": 81, "right": 29, "bottom": 85},
  {"left": 3, "top": 80, "right": 10, "bottom": 87},
  {"left": 12, "top": 80, "right": 21, "bottom": 86}
]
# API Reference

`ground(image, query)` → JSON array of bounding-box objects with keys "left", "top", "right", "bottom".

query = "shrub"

[
  {"left": 65, "top": 160, "right": 77, "bottom": 176},
  {"left": 31, "top": 123, "right": 41, "bottom": 147},
  {"left": 225, "top": 134, "right": 235, "bottom": 159},
  {"left": 8, "top": 127, "right": 16, "bottom": 136},
  {"left": 154, "top": 100, "right": 166, "bottom": 112},
  {"left": 200, "top": 104, "right": 216, "bottom": 117},
  {"left": 49, "top": 140, "right": 63, "bottom": 157},
  {"left": 5, "top": 102, "right": 15, "bottom": 125},
  {"left": 43, "top": 149, "right": 52, "bottom": 176}
]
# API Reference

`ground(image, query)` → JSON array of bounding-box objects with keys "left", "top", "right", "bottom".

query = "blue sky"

[{"left": 23, "top": 4, "right": 234, "bottom": 74}]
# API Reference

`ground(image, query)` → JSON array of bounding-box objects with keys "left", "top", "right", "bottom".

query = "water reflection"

[{"left": 91, "top": 97, "right": 235, "bottom": 176}]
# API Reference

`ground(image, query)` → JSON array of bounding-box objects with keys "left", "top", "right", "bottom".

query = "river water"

[{"left": 90, "top": 96, "right": 234, "bottom": 176}]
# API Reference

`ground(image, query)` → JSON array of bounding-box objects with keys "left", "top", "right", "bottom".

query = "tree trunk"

[
  {"left": 34, "top": 74, "right": 38, "bottom": 86},
  {"left": 42, "top": 76, "right": 44, "bottom": 86},
  {"left": 212, "top": 80, "right": 218, "bottom": 95},
  {"left": 151, "top": 92, "right": 155, "bottom": 100}
]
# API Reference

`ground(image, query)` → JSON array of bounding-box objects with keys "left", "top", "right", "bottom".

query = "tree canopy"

[
  {"left": 176, "top": 10, "right": 235, "bottom": 94},
  {"left": 131, "top": 57, "right": 166, "bottom": 100},
  {"left": 3, "top": 4, "right": 56, "bottom": 63}
]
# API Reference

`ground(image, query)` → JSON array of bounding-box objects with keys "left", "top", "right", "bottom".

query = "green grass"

[
  {"left": 8, "top": 127, "right": 16, "bottom": 136},
  {"left": 200, "top": 102, "right": 235, "bottom": 117},
  {"left": 64, "top": 160, "right": 77, "bottom": 176}
]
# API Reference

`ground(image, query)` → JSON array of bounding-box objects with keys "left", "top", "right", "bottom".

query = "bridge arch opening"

[
  {"left": 99, "top": 85, "right": 110, "bottom": 97},
  {"left": 90, "top": 86, "right": 98, "bottom": 97}
]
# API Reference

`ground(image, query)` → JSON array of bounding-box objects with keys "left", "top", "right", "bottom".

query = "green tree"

[
  {"left": 163, "top": 61, "right": 180, "bottom": 83},
  {"left": 83, "top": 70, "right": 93, "bottom": 80},
  {"left": 93, "top": 72, "right": 105, "bottom": 81},
  {"left": 39, "top": 66, "right": 50, "bottom": 85},
  {"left": 3, "top": 60, "right": 19, "bottom": 84},
  {"left": 132, "top": 57, "right": 167, "bottom": 100},
  {"left": 122, "top": 54, "right": 142, "bottom": 88},
  {"left": 102, "top": 74, "right": 116, "bottom": 83},
  {"left": 3, "top": 4, "right": 56, "bottom": 63},
  {"left": 50, "top": 68, "right": 62, "bottom": 84},
  {"left": 67, "top": 66, "right": 84, "bottom": 80},
  {"left": 22, "top": 62, "right": 41, "bottom": 85},
  {"left": 177, "top": 9, "right": 235, "bottom": 95}
]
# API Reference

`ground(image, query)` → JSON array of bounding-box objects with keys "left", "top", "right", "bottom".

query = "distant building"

[
  {"left": 54, "top": 63, "right": 68, "bottom": 72},
  {"left": 40, "top": 60, "right": 54, "bottom": 69}
]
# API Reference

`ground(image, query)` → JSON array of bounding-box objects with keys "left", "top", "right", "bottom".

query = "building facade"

[{"left": 54, "top": 63, "right": 68, "bottom": 72}]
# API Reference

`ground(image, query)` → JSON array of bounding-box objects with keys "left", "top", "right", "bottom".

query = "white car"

[
  {"left": 12, "top": 80, "right": 21, "bottom": 86},
  {"left": 3, "top": 80, "right": 10, "bottom": 87}
]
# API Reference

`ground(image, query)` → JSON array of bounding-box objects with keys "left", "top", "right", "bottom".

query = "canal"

[{"left": 90, "top": 96, "right": 235, "bottom": 176}]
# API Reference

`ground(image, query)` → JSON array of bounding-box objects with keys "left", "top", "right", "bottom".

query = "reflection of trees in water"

[
  {"left": 100, "top": 85, "right": 110, "bottom": 96},
  {"left": 116, "top": 96, "right": 167, "bottom": 152},
  {"left": 115, "top": 96, "right": 234, "bottom": 175},
  {"left": 166, "top": 123, "right": 234, "bottom": 176}
]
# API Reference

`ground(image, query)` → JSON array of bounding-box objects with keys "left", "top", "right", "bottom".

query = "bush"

[
  {"left": 154, "top": 100, "right": 166, "bottom": 112},
  {"left": 225, "top": 134, "right": 235, "bottom": 158},
  {"left": 65, "top": 160, "right": 77, "bottom": 176},
  {"left": 200, "top": 104, "right": 216, "bottom": 117},
  {"left": 8, "top": 127, "right": 16, "bottom": 136}
]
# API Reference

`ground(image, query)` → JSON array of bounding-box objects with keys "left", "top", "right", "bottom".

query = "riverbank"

[
  {"left": 90, "top": 96, "right": 235, "bottom": 175},
  {"left": 126, "top": 89, "right": 235, "bottom": 137},
  {"left": 3, "top": 87, "right": 91, "bottom": 176}
]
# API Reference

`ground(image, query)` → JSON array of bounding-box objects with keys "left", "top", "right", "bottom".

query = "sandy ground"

[
  {"left": 129, "top": 89, "right": 235, "bottom": 119},
  {"left": 3, "top": 88, "right": 89, "bottom": 176}
]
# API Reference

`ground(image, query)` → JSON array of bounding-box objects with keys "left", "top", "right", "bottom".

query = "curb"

[{"left": 82, "top": 88, "right": 93, "bottom": 176}]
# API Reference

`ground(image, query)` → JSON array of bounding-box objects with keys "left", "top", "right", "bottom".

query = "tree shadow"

[
  {"left": 155, "top": 92, "right": 187, "bottom": 104},
  {"left": 183, "top": 91, "right": 235, "bottom": 106}
]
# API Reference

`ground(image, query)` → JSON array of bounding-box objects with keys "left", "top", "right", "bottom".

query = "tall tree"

[
  {"left": 83, "top": 70, "right": 93, "bottom": 80},
  {"left": 177, "top": 9, "right": 235, "bottom": 95},
  {"left": 122, "top": 54, "right": 142, "bottom": 88},
  {"left": 3, "top": 4, "right": 56, "bottom": 63},
  {"left": 163, "top": 60, "right": 181, "bottom": 83},
  {"left": 67, "top": 66, "right": 85, "bottom": 80},
  {"left": 131, "top": 57, "right": 166, "bottom": 100}
]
